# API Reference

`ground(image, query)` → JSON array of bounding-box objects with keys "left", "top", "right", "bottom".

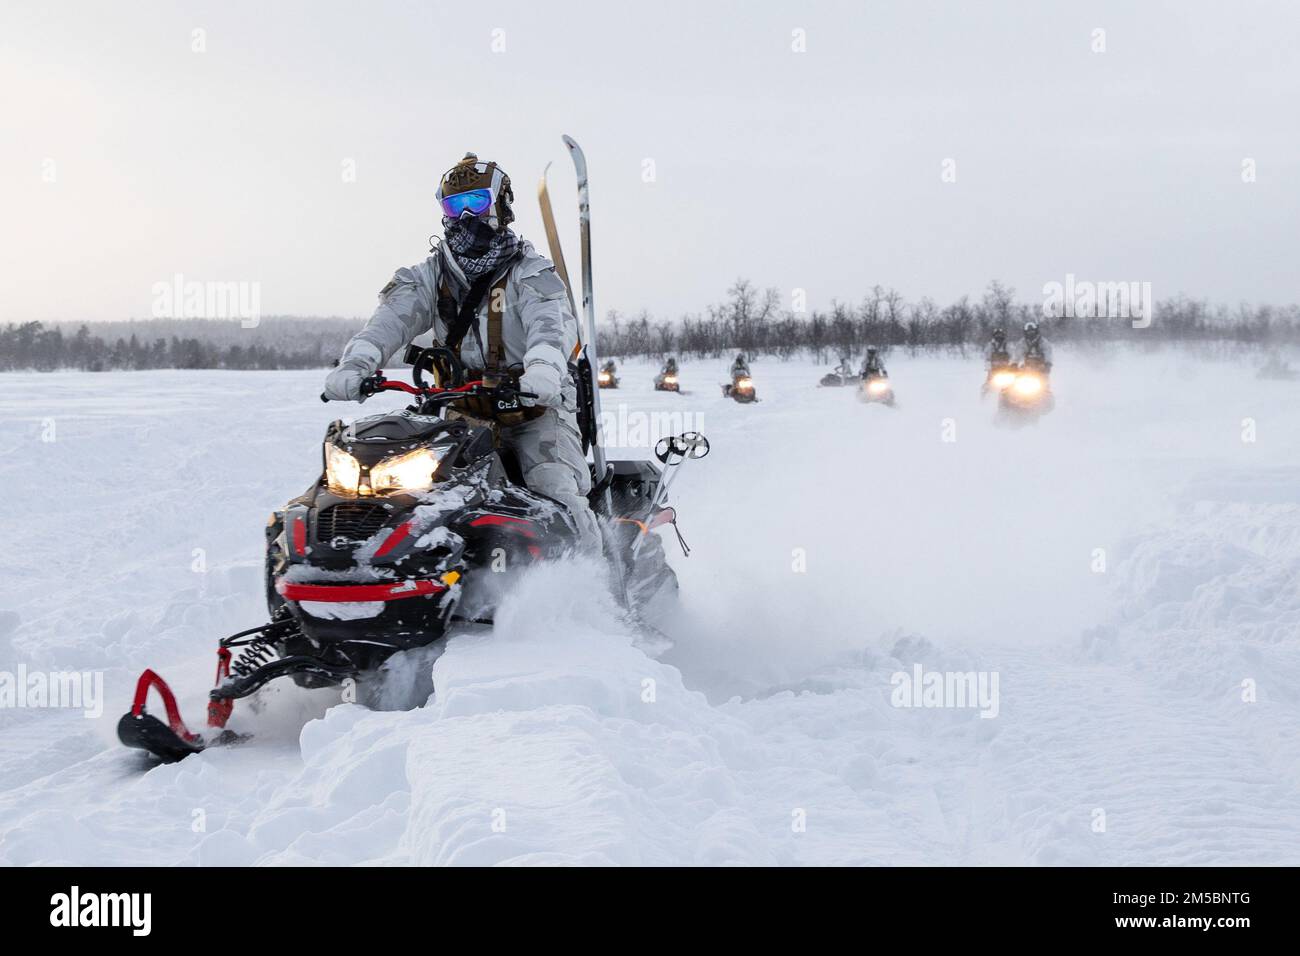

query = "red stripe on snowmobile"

[
  {"left": 291, "top": 516, "right": 306, "bottom": 555},
  {"left": 276, "top": 578, "right": 447, "bottom": 602},
  {"left": 373, "top": 521, "right": 412, "bottom": 558},
  {"left": 130, "top": 669, "right": 202, "bottom": 743},
  {"left": 469, "top": 514, "right": 537, "bottom": 538}
]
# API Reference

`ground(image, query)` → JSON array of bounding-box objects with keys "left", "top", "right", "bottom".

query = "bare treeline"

[
  {"left": 2, "top": 281, "right": 1297, "bottom": 372},
  {"left": 0, "top": 317, "right": 360, "bottom": 372},
  {"left": 597, "top": 280, "right": 1300, "bottom": 362}
]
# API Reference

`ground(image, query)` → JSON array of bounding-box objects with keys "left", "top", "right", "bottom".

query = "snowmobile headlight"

[
  {"left": 736, "top": 377, "right": 753, "bottom": 390},
  {"left": 325, "top": 444, "right": 362, "bottom": 496},
  {"left": 664, "top": 374, "right": 677, "bottom": 384},
  {"left": 370, "top": 448, "right": 440, "bottom": 495},
  {"left": 991, "top": 370, "right": 1016, "bottom": 389},
  {"left": 598, "top": 371, "right": 611, "bottom": 383},
  {"left": 867, "top": 378, "right": 891, "bottom": 394},
  {"left": 1013, "top": 374, "right": 1043, "bottom": 396}
]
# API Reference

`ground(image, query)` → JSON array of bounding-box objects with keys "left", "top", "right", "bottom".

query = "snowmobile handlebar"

[{"left": 319, "top": 374, "right": 535, "bottom": 404}]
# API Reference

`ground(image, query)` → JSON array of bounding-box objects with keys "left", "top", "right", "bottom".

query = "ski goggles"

[{"left": 440, "top": 188, "right": 494, "bottom": 220}]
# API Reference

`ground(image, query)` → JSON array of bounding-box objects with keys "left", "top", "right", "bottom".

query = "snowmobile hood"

[
  {"left": 329, "top": 412, "right": 471, "bottom": 466},
  {"left": 349, "top": 410, "right": 455, "bottom": 443}
]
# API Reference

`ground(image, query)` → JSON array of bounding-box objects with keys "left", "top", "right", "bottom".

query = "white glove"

[
  {"left": 323, "top": 357, "right": 375, "bottom": 402},
  {"left": 518, "top": 362, "right": 562, "bottom": 407}
]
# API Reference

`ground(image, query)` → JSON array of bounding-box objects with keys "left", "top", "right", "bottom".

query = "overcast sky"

[{"left": 2, "top": 0, "right": 1297, "bottom": 324}]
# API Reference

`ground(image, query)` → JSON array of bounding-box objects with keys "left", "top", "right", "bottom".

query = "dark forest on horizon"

[{"left": 3, "top": 281, "right": 1297, "bottom": 372}]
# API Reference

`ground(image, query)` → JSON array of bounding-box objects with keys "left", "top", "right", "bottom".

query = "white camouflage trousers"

[{"left": 498, "top": 407, "right": 601, "bottom": 553}]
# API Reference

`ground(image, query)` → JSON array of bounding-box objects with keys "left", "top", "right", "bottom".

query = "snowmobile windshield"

[{"left": 440, "top": 188, "right": 493, "bottom": 220}]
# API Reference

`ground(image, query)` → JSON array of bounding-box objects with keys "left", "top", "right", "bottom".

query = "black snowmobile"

[
  {"left": 118, "top": 347, "right": 705, "bottom": 762},
  {"left": 819, "top": 366, "right": 854, "bottom": 388},
  {"left": 982, "top": 359, "right": 1017, "bottom": 397},
  {"left": 597, "top": 363, "right": 619, "bottom": 388},
  {"left": 654, "top": 368, "right": 681, "bottom": 392},
  {"left": 722, "top": 370, "right": 757, "bottom": 403},
  {"left": 858, "top": 373, "right": 895, "bottom": 406},
  {"left": 997, "top": 356, "right": 1055, "bottom": 421},
  {"left": 118, "top": 136, "right": 709, "bottom": 762}
]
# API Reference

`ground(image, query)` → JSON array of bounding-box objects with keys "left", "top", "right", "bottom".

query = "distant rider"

[
  {"left": 861, "top": 347, "right": 887, "bottom": 378},
  {"left": 1017, "top": 321, "right": 1053, "bottom": 371},
  {"left": 730, "top": 353, "right": 751, "bottom": 381},
  {"left": 986, "top": 328, "right": 1011, "bottom": 367},
  {"left": 662, "top": 356, "right": 679, "bottom": 376}
]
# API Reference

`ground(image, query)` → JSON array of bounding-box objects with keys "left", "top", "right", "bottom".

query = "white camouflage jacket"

[{"left": 339, "top": 239, "right": 579, "bottom": 410}]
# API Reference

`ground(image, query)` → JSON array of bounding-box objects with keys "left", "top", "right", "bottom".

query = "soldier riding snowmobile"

[
  {"left": 999, "top": 321, "right": 1055, "bottom": 420},
  {"left": 598, "top": 358, "right": 619, "bottom": 389},
  {"left": 721, "top": 353, "right": 757, "bottom": 402},
  {"left": 819, "top": 354, "right": 855, "bottom": 387},
  {"left": 116, "top": 143, "right": 708, "bottom": 762},
  {"left": 654, "top": 356, "right": 681, "bottom": 392},
  {"left": 858, "top": 347, "right": 895, "bottom": 405},
  {"left": 982, "top": 327, "right": 1017, "bottom": 395}
]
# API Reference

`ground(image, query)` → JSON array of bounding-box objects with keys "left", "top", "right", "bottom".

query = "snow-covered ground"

[{"left": 1, "top": 350, "right": 1298, "bottom": 865}]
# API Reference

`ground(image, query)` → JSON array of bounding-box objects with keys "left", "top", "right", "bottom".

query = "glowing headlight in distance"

[
  {"left": 737, "top": 377, "right": 753, "bottom": 389},
  {"left": 664, "top": 375, "right": 677, "bottom": 384},
  {"left": 867, "top": 379, "right": 890, "bottom": 394},
  {"left": 325, "top": 443, "right": 361, "bottom": 496},
  {"left": 992, "top": 370, "right": 1016, "bottom": 388},
  {"left": 1013, "top": 374, "right": 1043, "bottom": 396},
  {"left": 598, "top": 372, "right": 611, "bottom": 383},
  {"left": 370, "top": 447, "right": 440, "bottom": 494}
]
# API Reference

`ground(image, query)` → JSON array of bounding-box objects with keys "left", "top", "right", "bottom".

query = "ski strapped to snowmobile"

[{"left": 119, "top": 136, "right": 709, "bottom": 762}]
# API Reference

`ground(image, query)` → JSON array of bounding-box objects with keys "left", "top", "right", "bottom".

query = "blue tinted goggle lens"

[{"left": 440, "top": 188, "right": 493, "bottom": 219}]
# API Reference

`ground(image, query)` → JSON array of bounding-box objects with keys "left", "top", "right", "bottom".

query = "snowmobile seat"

[{"left": 497, "top": 445, "right": 527, "bottom": 487}]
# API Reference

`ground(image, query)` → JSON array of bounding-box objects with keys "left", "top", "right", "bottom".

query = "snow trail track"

[{"left": 1, "top": 352, "right": 1298, "bottom": 865}]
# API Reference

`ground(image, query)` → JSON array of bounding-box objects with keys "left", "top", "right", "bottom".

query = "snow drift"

[{"left": 1, "top": 351, "right": 1297, "bottom": 865}]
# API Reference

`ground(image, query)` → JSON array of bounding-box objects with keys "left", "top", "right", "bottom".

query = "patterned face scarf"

[{"left": 443, "top": 217, "right": 520, "bottom": 280}]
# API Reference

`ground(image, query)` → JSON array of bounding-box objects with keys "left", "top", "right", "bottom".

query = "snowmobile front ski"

[{"left": 117, "top": 610, "right": 355, "bottom": 762}]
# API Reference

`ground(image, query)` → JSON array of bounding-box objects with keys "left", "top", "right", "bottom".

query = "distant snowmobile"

[
  {"left": 983, "top": 362, "right": 1018, "bottom": 396},
  {"left": 820, "top": 357, "right": 855, "bottom": 387},
  {"left": 859, "top": 373, "right": 896, "bottom": 406},
  {"left": 654, "top": 365, "right": 681, "bottom": 392},
  {"left": 722, "top": 372, "right": 758, "bottom": 402},
  {"left": 597, "top": 361, "right": 619, "bottom": 389},
  {"left": 998, "top": 357, "right": 1055, "bottom": 421},
  {"left": 983, "top": 329, "right": 1013, "bottom": 396},
  {"left": 722, "top": 355, "right": 756, "bottom": 402},
  {"left": 856, "top": 347, "right": 894, "bottom": 405}
]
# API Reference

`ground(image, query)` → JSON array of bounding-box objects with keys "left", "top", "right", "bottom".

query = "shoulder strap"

[
  {"left": 441, "top": 274, "right": 494, "bottom": 355},
  {"left": 486, "top": 274, "right": 509, "bottom": 370}
]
